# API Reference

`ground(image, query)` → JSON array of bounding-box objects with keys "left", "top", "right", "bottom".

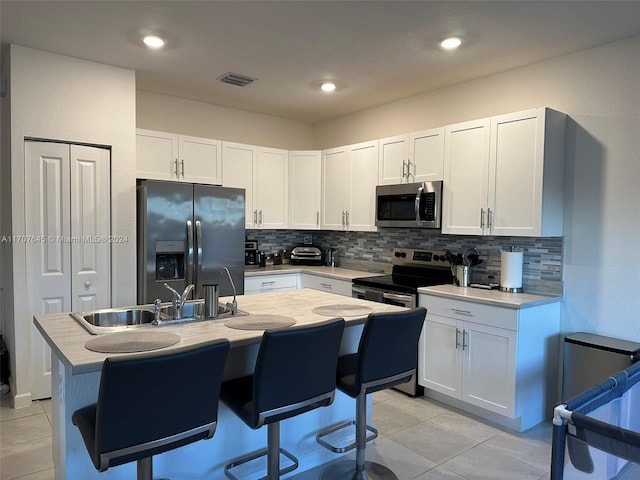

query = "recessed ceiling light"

[
  {"left": 321, "top": 82, "right": 336, "bottom": 92},
  {"left": 440, "top": 37, "right": 462, "bottom": 50},
  {"left": 143, "top": 34, "right": 165, "bottom": 49}
]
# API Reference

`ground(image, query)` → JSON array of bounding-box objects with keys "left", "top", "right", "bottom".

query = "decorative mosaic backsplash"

[{"left": 249, "top": 229, "right": 563, "bottom": 296}]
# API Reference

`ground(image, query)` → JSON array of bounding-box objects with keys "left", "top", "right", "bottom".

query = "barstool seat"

[
  {"left": 220, "top": 318, "right": 345, "bottom": 480},
  {"left": 72, "top": 340, "right": 230, "bottom": 480},
  {"left": 316, "top": 307, "right": 427, "bottom": 480}
]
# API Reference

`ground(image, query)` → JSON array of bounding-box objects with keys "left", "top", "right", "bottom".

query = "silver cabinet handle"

[
  {"left": 341, "top": 211, "right": 346, "bottom": 227},
  {"left": 406, "top": 159, "right": 412, "bottom": 178},
  {"left": 345, "top": 211, "right": 349, "bottom": 227},
  {"left": 455, "top": 328, "right": 461, "bottom": 349},
  {"left": 402, "top": 160, "right": 407, "bottom": 178},
  {"left": 320, "top": 282, "right": 332, "bottom": 289},
  {"left": 316, "top": 211, "right": 320, "bottom": 226},
  {"left": 480, "top": 208, "right": 485, "bottom": 228},
  {"left": 253, "top": 210, "right": 258, "bottom": 225},
  {"left": 180, "top": 159, "right": 185, "bottom": 177},
  {"left": 259, "top": 210, "right": 263, "bottom": 225},
  {"left": 174, "top": 159, "right": 179, "bottom": 177},
  {"left": 487, "top": 208, "right": 492, "bottom": 229},
  {"left": 262, "top": 280, "right": 276, "bottom": 286},
  {"left": 462, "top": 330, "right": 469, "bottom": 350},
  {"left": 451, "top": 308, "right": 472, "bottom": 315}
]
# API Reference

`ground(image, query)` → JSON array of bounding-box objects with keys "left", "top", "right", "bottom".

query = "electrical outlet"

[{"left": 303, "top": 235, "right": 312, "bottom": 244}]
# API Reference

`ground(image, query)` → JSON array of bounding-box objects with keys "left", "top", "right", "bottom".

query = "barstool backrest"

[
  {"left": 253, "top": 318, "right": 345, "bottom": 426},
  {"left": 93, "top": 340, "right": 230, "bottom": 470},
  {"left": 357, "top": 307, "right": 427, "bottom": 392}
]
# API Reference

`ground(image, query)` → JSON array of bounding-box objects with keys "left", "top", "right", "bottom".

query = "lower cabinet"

[
  {"left": 418, "top": 293, "right": 560, "bottom": 431},
  {"left": 244, "top": 273, "right": 299, "bottom": 295},
  {"left": 301, "top": 274, "right": 352, "bottom": 297}
]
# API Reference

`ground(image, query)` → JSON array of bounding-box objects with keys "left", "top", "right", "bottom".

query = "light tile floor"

[{"left": 1, "top": 389, "right": 637, "bottom": 479}]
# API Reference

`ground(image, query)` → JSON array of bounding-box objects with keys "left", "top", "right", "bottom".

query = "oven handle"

[{"left": 382, "top": 292, "right": 414, "bottom": 307}]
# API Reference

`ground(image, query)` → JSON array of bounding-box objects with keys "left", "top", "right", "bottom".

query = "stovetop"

[{"left": 352, "top": 248, "right": 453, "bottom": 294}]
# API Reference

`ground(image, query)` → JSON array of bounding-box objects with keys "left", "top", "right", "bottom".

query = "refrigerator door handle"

[
  {"left": 195, "top": 220, "right": 203, "bottom": 293},
  {"left": 186, "top": 220, "right": 194, "bottom": 286}
]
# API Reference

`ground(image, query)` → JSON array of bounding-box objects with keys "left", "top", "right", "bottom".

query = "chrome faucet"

[
  {"left": 223, "top": 267, "right": 238, "bottom": 315},
  {"left": 164, "top": 283, "right": 194, "bottom": 319}
]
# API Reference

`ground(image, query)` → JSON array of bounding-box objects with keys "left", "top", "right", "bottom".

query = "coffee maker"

[{"left": 245, "top": 240, "right": 258, "bottom": 266}]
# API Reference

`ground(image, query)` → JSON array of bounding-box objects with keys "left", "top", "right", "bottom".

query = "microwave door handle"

[
  {"left": 415, "top": 185, "right": 424, "bottom": 226},
  {"left": 195, "top": 220, "right": 203, "bottom": 294},
  {"left": 186, "top": 220, "right": 194, "bottom": 286}
]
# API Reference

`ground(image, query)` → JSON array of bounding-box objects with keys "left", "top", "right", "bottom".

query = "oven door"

[{"left": 352, "top": 285, "right": 416, "bottom": 308}]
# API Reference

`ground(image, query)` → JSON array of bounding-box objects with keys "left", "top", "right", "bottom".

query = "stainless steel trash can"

[{"left": 562, "top": 332, "right": 640, "bottom": 400}]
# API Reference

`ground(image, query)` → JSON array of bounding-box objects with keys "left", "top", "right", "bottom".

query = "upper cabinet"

[
  {"left": 322, "top": 140, "right": 378, "bottom": 232},
  {"left": 378, "top": 127, "right": 444, "bottom": 185},
  {"left": 288, "top": 150, "right": 322, "bottom": 230},
  {"left": 442, "top": 108, "right": 566, "bottom": 237},
  {"left": 222, "top": 141, "right": 288, "bottom": 230},
  {"left": 136, "top": 129, "right": 222, "bottom": 184}
]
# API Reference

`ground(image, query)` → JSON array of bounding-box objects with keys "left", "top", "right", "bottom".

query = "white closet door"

[
  {"left": 70, "top": 145, "right": 111, "bottom": 311},
  {"left": 25, "top": 141, "right": 71, "bottom": 400}
]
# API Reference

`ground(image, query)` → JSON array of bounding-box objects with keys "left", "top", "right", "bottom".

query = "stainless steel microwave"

[{"left": 375, "top": 181, "right": 443, "bottom": 228}]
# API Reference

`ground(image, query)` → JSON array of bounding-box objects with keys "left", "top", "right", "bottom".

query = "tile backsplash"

[{"left": 248, "top": 229, "right": 563, "bottom": 296}]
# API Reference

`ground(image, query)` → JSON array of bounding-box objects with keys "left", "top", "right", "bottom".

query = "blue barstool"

[
  {"left": 220, "top": 318, "right": 345, "bottom": 479},
  {"left": 72, "top": 340, "right": 230, "bottom": 480},
  {"left": 316, "top": 307, "right": 427, "bottom": 480}
]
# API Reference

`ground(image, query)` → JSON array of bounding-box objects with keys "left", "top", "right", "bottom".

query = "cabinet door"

[
  {"left": 136, "top": 129, "right": 178, "bottom": 181},
  {"left": 409, "top": 127, "right": 445, "bottom": 182},
  {"left": 348, "top": 140, "right": 378, "bottom": 232},
  {"left": 442, "top": 118, "right": 490, "bottom": 235},
  {"left": 289, "top": 151, "right": 321, "bottom": 229},
  {"left": 222, "top": 142, "right": 256, "bottom": 229},
  {"left": 179, "top": 135, "right": 222, "bottom": 185},
  {"left": 255, "top": 147, "right": 288, "bottom": 229},
  {"left": 378, "top": 134, "right": 408, "bottom": 185},
  {"left": 462, "top": 321, "right": 516, "bottom": 417},
  {"left": 488, "top": 109, "right": 542, "bottom": 236},
  {"left": 418, "top": 315, "right": 462, "bottom": 398},
  {"left": 321, "top": 146, "right": 349, "bottom": 230},
  {"left": 70, "top": 145, "right": 111, "bottom": 312}
]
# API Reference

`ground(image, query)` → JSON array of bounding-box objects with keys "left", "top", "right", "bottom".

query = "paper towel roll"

[{"left": 500, "top": 251, "right": 523, "bottom": 292}]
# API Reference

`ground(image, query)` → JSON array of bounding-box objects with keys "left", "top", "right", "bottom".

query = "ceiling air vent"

[{"left": 217, "top": 72, "right": 257, "bottom": 87}]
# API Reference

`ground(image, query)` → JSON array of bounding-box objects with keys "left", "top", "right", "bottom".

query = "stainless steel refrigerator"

[{"left": 137, "top": 180, "right": 245, "bottom": 304}]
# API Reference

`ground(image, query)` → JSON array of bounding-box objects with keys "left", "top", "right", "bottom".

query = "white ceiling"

[{"left": 2, "top": 1, "right": 640, "bottom": 124}]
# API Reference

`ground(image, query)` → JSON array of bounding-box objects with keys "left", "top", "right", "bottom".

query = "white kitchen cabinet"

[
  {"left": 301, "top": 274, "right": 352, "bottom": 297},
  {"left": 288, "top": 150, "right": 322, "bottom": 229},
  {"left": 244, "top": 273, "right": 299, "bottom": 294},
  {"left": 222, "top": 142, "right": 288, "bottom": 229},
  {"left": 418, "top": 293, "right": 560, "bottom": 431},
  {"left": 25, "top": 141, "right": 111, "bottom": 399},
  {"left": 378, "top": 128, "right": 444, "bottom": 184},
  {"left": 136, "top": 128, "right": 222, "bottom": 184},
  {"left": 442, "top": 108, "right": 565, "bottom": 236},
  {"left": 321, "top": 140, "right": 378, "bottom": 231}
]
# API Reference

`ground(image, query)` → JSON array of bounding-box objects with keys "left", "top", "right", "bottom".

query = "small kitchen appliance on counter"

[
  {"left": 352, "top": 248, "right": 453, "bottom": 396},
  {"left": 290, "top": 245, "right": 323, "bottom": 266},
  {"left": 245, "top": 240, "right": 258, "bottom": 266}
]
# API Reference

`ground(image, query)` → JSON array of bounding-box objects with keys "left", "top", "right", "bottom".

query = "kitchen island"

[{"left": 34, "top": 288, "right": 406, "bottom": 480}]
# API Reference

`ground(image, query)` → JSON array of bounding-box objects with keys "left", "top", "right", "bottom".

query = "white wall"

[
  {"left": 136, "top": 91, "right": 314, "bottom": 149},
  {"left": 6, "top": 45, "right": 136, "bottom": 406},
  {"left": 313, "top": 36, "right": 640, "bottom": 341}
]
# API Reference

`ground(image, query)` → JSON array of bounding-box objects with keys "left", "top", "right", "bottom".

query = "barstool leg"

[
  {"left": 267, "top": 422, "right": 280, "bottom": 479},
  {"left": 137, "top": 457, "right": 152, "bottom": 480},
  {"left": 319, "top": 393, "right": 399, "bottom": 480}
]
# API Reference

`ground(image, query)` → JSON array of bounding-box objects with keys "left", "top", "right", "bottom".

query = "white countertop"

[
  {"left": 418, "top": 284, "right": 562, "bottom": 309},
  {"left": 244, "top": 264, "right": 383, "bottom": 281},
  {"left": 34, "top": 288, "right": 404, "bottom": 375}
]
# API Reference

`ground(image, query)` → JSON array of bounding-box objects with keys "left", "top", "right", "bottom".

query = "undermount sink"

[{"left": 70, "top": 300, "right": 247, "bottom": 335}]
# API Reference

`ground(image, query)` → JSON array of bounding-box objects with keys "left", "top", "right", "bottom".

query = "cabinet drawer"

[
  {"left": 301, "top": 274, "right": 352, "bottom": 297},
  {"left": 419, "top": 294, "right": 517, "bottom": 331},
  {"left": 245, "top": 274, "right": 299, "bottom": 293}
]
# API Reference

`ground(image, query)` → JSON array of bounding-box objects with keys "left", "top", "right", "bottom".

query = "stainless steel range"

[{"left": 352, "top": 247, "right": 453, "bottom": 396}]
